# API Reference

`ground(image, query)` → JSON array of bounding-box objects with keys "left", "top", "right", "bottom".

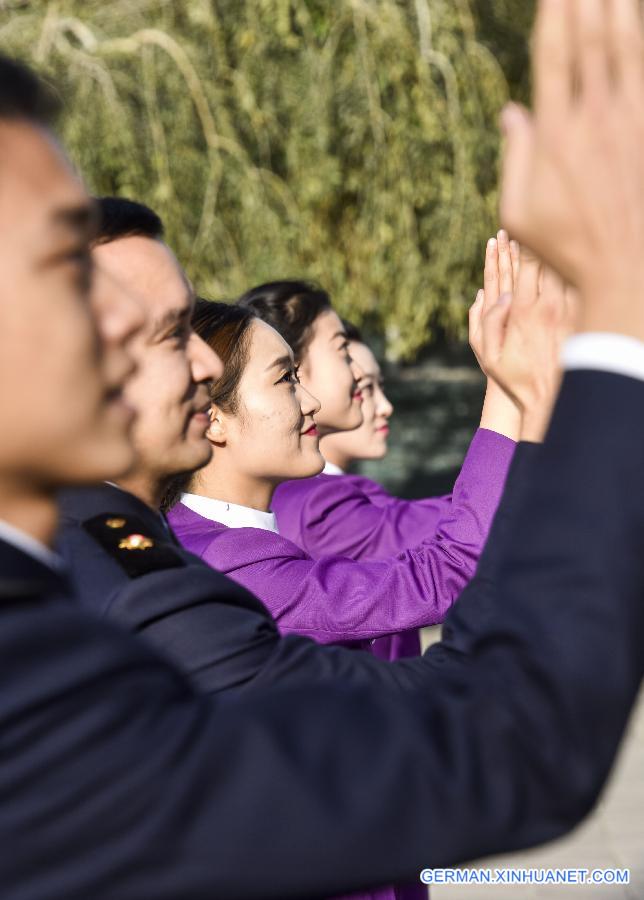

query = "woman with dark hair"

[
  {"left": 238, "top": 279, "right": 366, "bottom": 437},
  {"left": 320, "top": 318, "right": 395, "bottom": 474},
  {"left": 239, "top": 240, "right": 522, "bottom": 569},
  {"left": 166, "top": 294, "right": 516, "bottom": 663},
  {"left": 319, "top": 322, "right": 462, "bottom": 546}
]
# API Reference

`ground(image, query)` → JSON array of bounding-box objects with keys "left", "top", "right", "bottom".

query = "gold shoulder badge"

[
  {"left": 118, "top": 533, "right": 154, "bottom": 551},
  {"left": 83, "top": 513, "right": 184, "bottom": 578}
]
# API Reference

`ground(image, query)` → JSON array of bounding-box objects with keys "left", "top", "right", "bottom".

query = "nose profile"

[
  {"left": 189, "top": 331, "right": 223, "bottom": 382},
  {"left": 348, "top": 352, "right": 365, "bottom": 383},
  {"left": 376, "top": 386, "right": 394, "bottom": 419},
  {"left": 299, "top": 383, "right": 321, "bottom": 417}
]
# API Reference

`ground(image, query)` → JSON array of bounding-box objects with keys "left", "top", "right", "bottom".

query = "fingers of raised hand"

[
  {"left": 612, "top": 0, "right": 644, "bottom": 98},
  {"left": 499, "top": 103, "right": 536, "bottom": 245},
  {"left": 481, "top": 293, "right": 512, "bottom": 369},
  {"left": 575, "top": 0, "right": 644, "bottom": 106},
  {"left": 468, "top": 289, "right": 485, "bottom": 347},
  {"left": 483, "top": 237, "right": 500, "bottom": 311},
  {"left": 497, "top": 230, "right": 515, "bottom": 296},
  {"left": 577, "top": 0, "right": 612, "bottom": 102},
  {"left": 534, "top": 0, "right": 573, "bottom": 130}
]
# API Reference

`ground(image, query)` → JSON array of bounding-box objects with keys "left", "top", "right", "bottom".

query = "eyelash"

[{"left": 278, "top": 366, "right": 300, "bottom": 385}]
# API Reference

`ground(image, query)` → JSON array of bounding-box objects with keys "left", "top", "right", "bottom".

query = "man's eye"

[
  {"left": 168, "top": 326, "right": 188, "bottom": 343},
  {"left": 70, "top": 252, "right": 92, "bottom": 291},
  {"left": 66, "top": 245, "right": 90, "bottom": 262}
]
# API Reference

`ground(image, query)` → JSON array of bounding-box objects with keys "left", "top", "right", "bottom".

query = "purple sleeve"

[
  {"left": 186, "top": 470, "right": 504, "bottom": 643},
  {"left": 345, "top": 474, "right": 453, "bottom": 536},
  {"left": 273, "top": 429, "right": 516, "bottom": 560},
  {"left": 349, "top": 473, "right": 451, "bottom": 513}
]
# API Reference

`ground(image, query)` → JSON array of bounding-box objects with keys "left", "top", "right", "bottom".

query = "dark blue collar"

[
  {"left": 58, "top": 483, "right": 176, "bottom": 543},
  {"left": 0, "top": 537, "right": 68, "bottom": 598}
]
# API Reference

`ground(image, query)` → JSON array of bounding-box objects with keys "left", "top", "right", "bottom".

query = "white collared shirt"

[
  {"left": 180, "top": 493, "right": 279, "bottom": 534},
  {"left": 322, "top": 460, "right": 345, "bottom": 477},
  {"left": 562, "top": 332, "right": 644, "bottom": 380},
  {"left": 0, "top": 518, "right": 63, "bottom": 572}
]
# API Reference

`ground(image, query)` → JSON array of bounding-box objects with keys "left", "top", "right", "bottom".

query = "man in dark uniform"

[{"left": 2, "top": 0, "right": 644, "bottom": 893}]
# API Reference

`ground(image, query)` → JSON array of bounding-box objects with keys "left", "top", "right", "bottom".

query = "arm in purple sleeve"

[
  {"left": 273, "top": 428, "right": 516, "bottom": 560},
  {"left": 188, "top": 453, "right": 513, "bottom": 643},
  {"left": 343, "top": 472, "right": 451, "bottom": 514}
]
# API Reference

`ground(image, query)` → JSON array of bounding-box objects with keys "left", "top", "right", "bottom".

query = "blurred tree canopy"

[{"left": 1, "top": 0, "right": 535, "bottom": 359}]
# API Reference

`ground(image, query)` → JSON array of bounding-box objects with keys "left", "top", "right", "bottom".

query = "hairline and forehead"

[
  {"left": 0, "top": 120, "right": 95, "bottom": 258},
  {"left": 249, "top": 318, "right": 296, "bottom": 375},
  {"left": 90, "top": 234, "right": 194, "bottom": 339},
  {"left": 347, "top": 338, "right": 381, "bottom": 382},
  {"left": 309, "top": 308, "right": 347, "bottom": 348}
]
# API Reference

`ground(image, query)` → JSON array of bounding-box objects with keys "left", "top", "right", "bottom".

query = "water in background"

[{"left": 354, "top": 344, "right": 486, "bottom": 499}]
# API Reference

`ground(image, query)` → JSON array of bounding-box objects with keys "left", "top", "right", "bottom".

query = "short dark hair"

[
  {"left": 236, "top": 280, "right": 331, "bottom": 363},
  {"left": 341, "top": 318, "right": 363, "bottom": 344},
  {"left": 0, "top": 54, "right": 60, "bottom": 125},
  {"left": 93, "top": 197, "right": 164, "bottom": 245}
]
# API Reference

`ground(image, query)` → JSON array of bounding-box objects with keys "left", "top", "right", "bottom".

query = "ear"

[{"left": 205, "top": 404, "right": 227, "bottom": 446}]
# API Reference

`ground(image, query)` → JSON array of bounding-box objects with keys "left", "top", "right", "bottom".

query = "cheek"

[
  {"left": 244, "top": 391, "right": 300, "bottom": 445},
  {"left": 127, "top": 358, "right": 187, "bottom": 434},
  {"left": 156, "top": 356, "right": 192, "bottom": 412},
  {"left": 361, "top": 397, "right": 377, "bottom": 427},
  {"left": 320, "top": 354, "right": 352, "bottom": 409}
]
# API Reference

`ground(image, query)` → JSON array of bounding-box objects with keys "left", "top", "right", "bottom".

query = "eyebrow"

[
  {"left": 38, "top": 203, "right": 98, "bottom": 269},
  {"left": 52, "top": 202, "right": 98, "bottom": 239},
  {"left": 150, "top": 305, "right": 192, "bottom": 337},
  {"left": 266, "top": 354, "right": 295, "bottom": 372}
]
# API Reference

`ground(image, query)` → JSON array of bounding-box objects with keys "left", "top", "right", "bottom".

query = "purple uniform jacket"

[
  {"left": 167, "top": 428, "right": 514, "bottom": 656},
  {"left": 272, "top": 429, "right": 514, "bottom": 561}
]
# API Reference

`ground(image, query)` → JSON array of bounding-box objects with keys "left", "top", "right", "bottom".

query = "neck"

[
  {"left": 188, "top": 456, "right": 275, "bottom": 513},
  {"left": 319, "top": 436, "right": 351, "bottom": 472},
  {"left": 116, "top": 470, "right": 164, "bottom": 511},
  {"left": 0, "top": 477, "right": 58, "bottom": 547}
]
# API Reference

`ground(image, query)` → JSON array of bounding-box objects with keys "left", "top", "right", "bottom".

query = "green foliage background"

[{"left": 1, "top": 0, "right": 534, "bottom": 360}]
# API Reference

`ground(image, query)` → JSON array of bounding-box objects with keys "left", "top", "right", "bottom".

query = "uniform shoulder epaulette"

[{"left": 82, "top": 513, "right": 186, "bottom": 579}]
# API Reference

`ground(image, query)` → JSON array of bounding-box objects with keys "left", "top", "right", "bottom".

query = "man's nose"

[{"left": 189, "top": 331, "right": 223, "bottom": 382}]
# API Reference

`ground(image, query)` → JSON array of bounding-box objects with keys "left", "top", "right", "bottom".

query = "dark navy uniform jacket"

[
  {"left": 2, "top": 371, "right": 643, "bottom": 899},
  {"left": 57, "top": 482, "right": 458, "bottom": 699}
]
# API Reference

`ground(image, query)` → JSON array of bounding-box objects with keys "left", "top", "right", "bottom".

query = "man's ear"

[{"left": 205, "top": 404, "right": 227, "bottom": 446}]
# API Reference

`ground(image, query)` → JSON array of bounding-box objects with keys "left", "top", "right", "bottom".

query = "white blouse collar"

[
  {"left": 322, "top": 460, "right": 345, "bottom": 476},
  {"left": 180, "top": 493, "right": 279, "bottom": 534}
]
